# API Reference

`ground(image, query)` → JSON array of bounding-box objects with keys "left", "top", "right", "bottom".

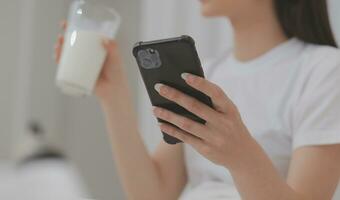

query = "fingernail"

[
  {"left": 181, "top": 73, "right": 190, "bottom": 80},
  {"left": 154, "top": 83, "right": 163, "bottom": 93}
]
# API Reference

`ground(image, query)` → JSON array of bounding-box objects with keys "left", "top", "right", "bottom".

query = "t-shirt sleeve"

[{"left": 292, "top": 48, "right": 340, "bottom": 150}]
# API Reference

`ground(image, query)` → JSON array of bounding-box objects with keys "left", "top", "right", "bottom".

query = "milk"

[{"left": 56, "top": 30, "right": 107, "bottom": 96}]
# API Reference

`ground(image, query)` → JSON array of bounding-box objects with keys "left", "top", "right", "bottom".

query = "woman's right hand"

[{"left": 54, "top": 21, "right": 128, "bottom": 104}]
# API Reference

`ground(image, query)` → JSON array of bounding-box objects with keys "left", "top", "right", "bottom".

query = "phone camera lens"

[
  {"left": 149, "top": 49, "right": 155, "bottom": 54},
  {"left": 139, "top": 51, "right": 147, "bottom": 57},
  {"left": 142, "top": 58, "right": 152, "bottom": 67}
]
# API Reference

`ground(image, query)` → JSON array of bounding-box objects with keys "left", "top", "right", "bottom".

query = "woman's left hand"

[{"left": 153, "top": 73, "right": 257, "bottom": 170}]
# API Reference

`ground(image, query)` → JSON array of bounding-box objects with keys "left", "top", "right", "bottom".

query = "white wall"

[
  {"left": 60, "top": 0, "right": 141, "bottom": 199},
  {"left": 0, "top": 1, "right": 22, "bottom": 159},
  {"left": 2, "top": 0, "right": 141, "bottom": 199},
  {"left": 329, "top": 0, "right": 340, "bottom": 43},
  {"left": 10, "top": 0, "right": 70, "bottom": 161}
]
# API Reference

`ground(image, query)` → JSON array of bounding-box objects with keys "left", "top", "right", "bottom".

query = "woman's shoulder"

[
  {"left": 301, "top": 43, "right": 340, "bottom": 70},
  {"left": 294, "top": 42, "right": 340, "bottom": 97},
  {"left": 298, "top": 42, "right": 340, "bottom": 78}
]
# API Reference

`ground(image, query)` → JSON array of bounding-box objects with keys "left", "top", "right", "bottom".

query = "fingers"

[
  {"left": 158, "top": 122, "right": 204, "bottom": 148},
  {"left": 102, "top": 39, "right": 121, "bottom": 66},
  {"left": 154, "top": 83, "right": 218, "bottom": 122},
  {"left": 60, "top": 20, "right": 67, "bottom": 31},
  {"left": 153, "top": 106, "right": 210, "bottom": 140},
  {"left": 54, "top": 34, "right": 64, "bottom": 63},
  {"left": 54, "top": 20, "right": 67, "bottom": 63},
  {"left": 102, "top": 39, "right": 117, "bottom": 53},
  {"left": 181, "top": 73, "right": 236, "bottom": 114}
]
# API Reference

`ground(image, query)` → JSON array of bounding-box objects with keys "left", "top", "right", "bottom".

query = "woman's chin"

[
  {"left": 200, "top": 4, "right": 223, "bottom": 17},
  {"left": 201, "top": 8, "right": 219, "bottom": 17}
]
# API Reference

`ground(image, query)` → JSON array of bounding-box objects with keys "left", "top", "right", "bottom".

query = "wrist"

[
  {"left": 97, "top": 79, "right": 130, "bottom": 107},
  {"left": 225, "top": 137, "right": 265, "bottom": 173},
  {"left": 98, "top": 86, "right": 135, "bottom": 115}
]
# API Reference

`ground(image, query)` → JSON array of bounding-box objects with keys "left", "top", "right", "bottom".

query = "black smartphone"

[{"left": 133, "top": 35, "right": 213, "bottom": 144}]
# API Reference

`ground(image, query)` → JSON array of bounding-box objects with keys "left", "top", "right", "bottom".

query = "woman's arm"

[
  {"left": 153, "top": 72, "right": 340, "bottom": 200},
  {"left": 54, "top": 27, "right": 187, "bottom": 200},
  {"left": 91, "top": 42, "right": 188, "bottom": 200},
  {"left": 230, "top": 142, "right": 340, "bottom": 200},
  {"left": 287, "top": 145, "right": 340, "bottom": 199},
  {"left": 102, "top": 95, "right": 187, "bottom": 200}
]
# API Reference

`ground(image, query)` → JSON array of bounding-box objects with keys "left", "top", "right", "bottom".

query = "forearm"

[
  {"left": 100, "top": 87, "right": 164, "bottom": 200},
  {"left": 229, "top": 139, "right": 306, "bottom": 200}
]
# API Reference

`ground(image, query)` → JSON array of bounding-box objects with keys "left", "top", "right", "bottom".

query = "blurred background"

[{"left": 0, "top": 0, "right": 339, "bottom": 199}]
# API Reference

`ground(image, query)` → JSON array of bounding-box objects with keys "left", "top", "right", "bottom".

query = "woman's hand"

[
  {"left": 153, "top": 72, "right": 256, "bottom": 170},
  {"left": 54, "top": 21, "right": 126, "bottom": 103}
]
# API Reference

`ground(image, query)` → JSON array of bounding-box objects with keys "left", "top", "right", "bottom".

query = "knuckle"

[
  {"left": 212, "top": 86, "right": 224, "bottom": 99},
  {"left": 188, "top": 100, "right": 199, "bottom": 112},
  {"left": 173, "top": 130, "right": 184, "bottom": 141},
  {"left": 168, "top": 126, "right": 177, "bottom": 135},
  {"left": 157, "top": 108, "right": 166, "bottom": 117},
  {"left": 181, "top": 119, "right": 192, "bottom": 130},
  {"left": 163, "top": 110, "right": 172, "bottom": 119},
  {"left": 163, "top": 124, "right": 175, "bottom": 134},
  {"left": 179, "top": 134, "right": 186, "bottom": 141}
]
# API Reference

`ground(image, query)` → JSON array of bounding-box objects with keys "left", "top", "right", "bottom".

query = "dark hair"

[{"left": 274, "top": 0, "right": 338, "bottom": 48}]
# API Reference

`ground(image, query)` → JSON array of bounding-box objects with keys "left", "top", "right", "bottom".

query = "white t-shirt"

[{"left": 182, "top": 38, "right": 340, "bottom": 200}]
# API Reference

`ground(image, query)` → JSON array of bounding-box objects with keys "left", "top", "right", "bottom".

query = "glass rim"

[{"left": 72, "top": 0, "right": 121, "bottom": 19}]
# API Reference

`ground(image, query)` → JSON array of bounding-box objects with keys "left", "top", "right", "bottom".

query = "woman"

[{"left": 55, "top": 0, "right": 340, "bottom": 199}]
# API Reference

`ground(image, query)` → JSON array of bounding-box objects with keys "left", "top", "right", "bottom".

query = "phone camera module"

[{"left": 137, "top": 49, "right": 162, "bottom": 69}]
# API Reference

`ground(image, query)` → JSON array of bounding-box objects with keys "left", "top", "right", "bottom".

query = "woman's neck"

[{"left": 229, "top": 4, "right": 288, "bottom": 62}]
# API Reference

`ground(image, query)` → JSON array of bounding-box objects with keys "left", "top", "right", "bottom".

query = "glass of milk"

[{"left": 56, "top": 0, "right": 121, "bottom": 96}]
